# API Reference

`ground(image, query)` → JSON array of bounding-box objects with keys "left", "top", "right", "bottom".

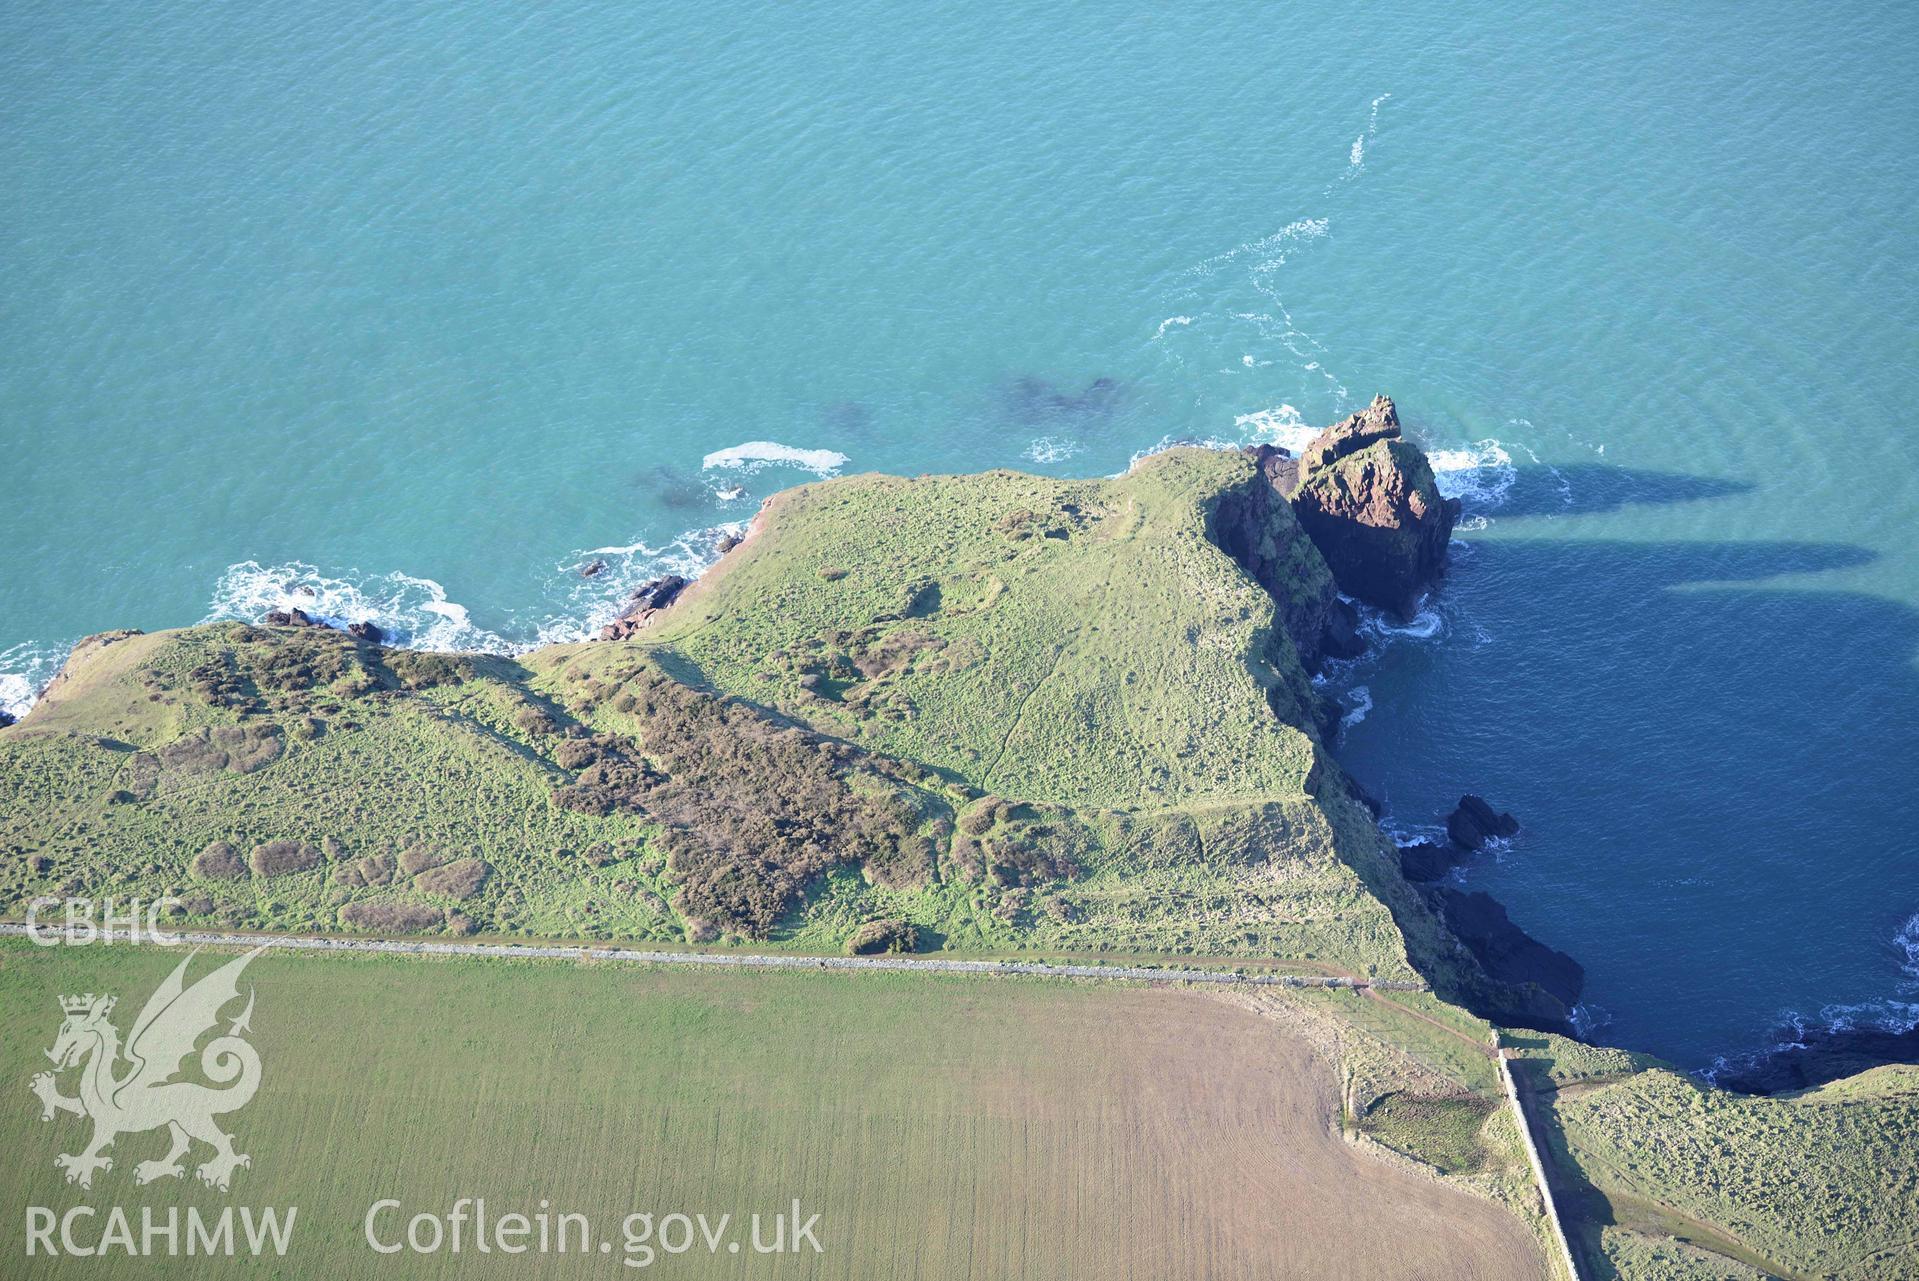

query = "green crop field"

[{"left": 0, "top": 939, "right": 1544, "bottom": 1280}]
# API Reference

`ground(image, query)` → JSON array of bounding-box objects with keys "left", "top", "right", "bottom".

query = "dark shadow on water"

[
  {"left": 1492, "top": 464, "right": 1753, "bottom": 518},
  {"left": 819, "top": 400, "right": 873, "bottom": 435},
  {"left": 1342, "top": 484, "right": 1919, "bottom": 1079}
]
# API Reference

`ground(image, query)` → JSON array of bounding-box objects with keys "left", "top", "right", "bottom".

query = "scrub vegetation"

[{"left": 0, "top": 450, "right": 1418, "bottom": 979}]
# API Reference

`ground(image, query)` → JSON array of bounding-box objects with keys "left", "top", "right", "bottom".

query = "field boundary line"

[
  {"left": 0, "top": 922, "right": 1428, "bottom": 991},
  {"left": 1496, "top": 1046, "right": 1585, "bottom": 1281}
]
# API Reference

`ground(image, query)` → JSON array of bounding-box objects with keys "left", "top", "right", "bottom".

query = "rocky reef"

[{"left": 262, "top": 607, "right": 384, "bottom": 645}]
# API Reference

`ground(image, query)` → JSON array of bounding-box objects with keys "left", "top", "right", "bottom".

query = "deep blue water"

[{"left": 5, "top": 0, "right": 1916, "bottom": 1068}]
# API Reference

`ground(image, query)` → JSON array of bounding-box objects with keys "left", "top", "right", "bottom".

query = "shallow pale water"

[{"left": 5, "top": 0, "right": 1916, "bottom": 1068}]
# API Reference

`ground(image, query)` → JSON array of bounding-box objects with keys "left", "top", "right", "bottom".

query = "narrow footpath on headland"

[{"left": 0, "top": 921, "right": 1426, "bottom": 991}]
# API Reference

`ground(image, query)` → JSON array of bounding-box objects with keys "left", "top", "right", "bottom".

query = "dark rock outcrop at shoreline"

[
  {"left": 1715, "top": 1022, "right": 1919, "bottom": 1095},
  {"left": 599, "top": 574, "right": 688, "bottom": 641},
  {"left": 1227, "top": 405, "right": 1583, "bottom": 1037},
  {"left": 1398, "top": 841, "right": 1459, "bottom": 882},
  {"left": 0, "top": 709, "right": 13, "bottom": 729},
  {"left": 1232, "top": 407, "right": 1576, "bottom": 1039},
  {"left": 1429, "top": 887, "right": 1585, "bottom": 1035},
  {"left": 1230, "top": 393, "right": 1457, "bottom": 647},
  {"left": 1284, "top": 395, "right": 1460, "bottom": 618},
  {"left": 263, "top": 608, "right": 385, "bottom": 646},
  {"left": 1320, "top": 598, "right": 1366, "bottom": 660},
  {"left": 1447, "top": 794, "right": 1520, "bottom": 850}
]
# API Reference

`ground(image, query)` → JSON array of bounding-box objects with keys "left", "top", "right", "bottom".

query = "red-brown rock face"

[{"left": 1286, "top": 395, "right": 1459, "bottom": 617}]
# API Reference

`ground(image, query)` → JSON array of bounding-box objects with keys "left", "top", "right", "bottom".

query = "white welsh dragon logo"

[{"left": 29, "top": 946, "right": 266, "bottom": 1191}]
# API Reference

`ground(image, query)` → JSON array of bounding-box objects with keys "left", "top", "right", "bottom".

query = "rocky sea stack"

[{"left": 1259, "top": 395, "right": 1460, "bottom": 618}]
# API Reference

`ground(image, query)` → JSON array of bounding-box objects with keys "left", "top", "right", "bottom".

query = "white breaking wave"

[
  {"left": 1429, "top": 439, "right": 1517, "bottom": 510},
  {"left": 1340, "top": 685, "right": 1373, "bottom": 728},
  {"left": 1022, "top": 436, "right": 1082, "bottom": 465},
  {"left": 1705, "top": 915, "right": 1919, "bottom": 1081},
  {"left": 1233, "top": 403, "right": 1319, "bottom": 453},
  {"left": 700, "top": 441, "right": 849, "bottom": 476},
  {"left": 1384, "top": 819, "right": 1448, "bottom": 849},
  {"left": 204, "top": 562, "right": 514, "bottom": 654},
  {"left": 1570, "top": 1002, "right": 1614, "bottom": 1039},
  {"left": 536, "top": 520, "right": 749, "bottom": 646},
  {"left": 0, "top": 672, "right": 33, "bottom": 716},
  {"left": 0, "top": 642, "right": 65, "bottom": 718},
  {"left": 1806, "top": 997, "right": 1919, "bottom": 1036},
  {"left": 1364, "top": 605, "right": 1446, "bottom": 642},
  {"left": 1152, "top": 315, "right": 1194, "bottom": 340}
]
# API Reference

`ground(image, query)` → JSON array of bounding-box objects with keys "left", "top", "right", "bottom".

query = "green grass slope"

[
  {"left": 634, "top": 448, "right": 1329, "bottom": 807},
  {"left": 0, "top": 448, "right": 1418, "bottom": 979},
  {"left": 1560, "top": 1065, "right": 1919, "bottom": 1279},
  {"left": 1504, "top": 1034, "right": 1919, "bottom": 1278}
]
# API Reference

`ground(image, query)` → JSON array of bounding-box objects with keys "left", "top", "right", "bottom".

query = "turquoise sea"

[{"left": 5, "top": 1, "right": 1916, "bottom": 1069}]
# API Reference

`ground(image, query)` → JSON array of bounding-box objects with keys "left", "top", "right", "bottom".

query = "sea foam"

[
  {"left": 1898, "top": 911, "right": 1919, "bottom": 982},
  {"left": 204, "top": 561, "right": 513, "bottom": 654},
  {"left": 0, "top": 642, "right": 63, "bottom": 718},
  {"left": 1232, "top": 403, "right": 1319, "bottom": 453},
  {"left": 1023, "top": 436, "right": 1082, "bottom": 465},
  {"left": 700, "top": 441, "right": 849, "bottom": 476},
  {"left": 1429, "top": 439, "right": 1516, "bottom": 510},
  {"left": 536, "top": 520, "right": 749, "bottom": 646},
  {"left": 1705, "top": 914, "right": 1919, "bottom": 1082}
]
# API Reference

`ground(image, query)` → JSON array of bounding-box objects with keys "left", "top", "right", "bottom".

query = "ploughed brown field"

[{"left": 0, "top": 942, "right": 1541, "bottom": 1279}]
